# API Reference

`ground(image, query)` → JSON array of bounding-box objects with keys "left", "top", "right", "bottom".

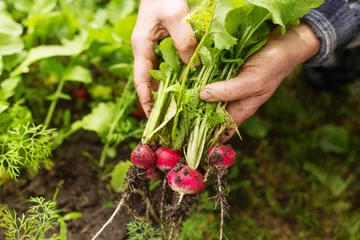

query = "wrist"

[{"left": 287, "top": 23, "right": 321, "bottom": 65}]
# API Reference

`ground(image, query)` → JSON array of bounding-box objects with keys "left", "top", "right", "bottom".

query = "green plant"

[
  {"left": 126, "top": 220, "right": 161, "bottom": 240},
  {"left": 1, "top": 197, "right": 61, "bottom": 240}
]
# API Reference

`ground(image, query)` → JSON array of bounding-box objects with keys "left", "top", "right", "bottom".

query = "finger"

[
  {"left": 163, "top": 5, "right": 198, "bottom": 64},
  {"left": 220, "top": 94, "right": 271, "bottom": 143},
  {"left": 132, "top": 31, "right": 157, "bottom": 117}
]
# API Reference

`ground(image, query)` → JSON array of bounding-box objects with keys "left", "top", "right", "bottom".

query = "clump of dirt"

[{"left": 0, "top": 134, "right": 138, "bottom": 240}]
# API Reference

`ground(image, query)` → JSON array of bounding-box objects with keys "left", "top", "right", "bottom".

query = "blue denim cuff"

[{"left": 302, "top": 0, "right": 360, "bottom": 67}]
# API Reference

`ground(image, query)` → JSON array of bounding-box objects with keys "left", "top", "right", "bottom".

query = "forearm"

[{"left": 302, "top": 0, "right": 360, "bottom": 66}]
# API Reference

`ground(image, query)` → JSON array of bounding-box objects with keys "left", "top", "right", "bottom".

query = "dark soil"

[{"left": 0, "top": 133, "right": 137, "bottom": 240}]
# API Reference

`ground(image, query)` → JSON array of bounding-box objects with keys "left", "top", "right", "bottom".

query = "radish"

[
  {"left": 155, "top": 147, "right": 183, "bottom": 172},
  {"left": 207, "top": 144, "right": 236, "bottom": 240},
  {"left": 130, "top": 144, "right": 155, "bottom": 169},
  {"left": 145, "top": 167, "right": 161, "bottom": 180},
  {"left": 167, "top": 165, "right": 205, "bottom": 195},
  {"left": 207, "top": 144, "right": 236, "bottom": 168}
]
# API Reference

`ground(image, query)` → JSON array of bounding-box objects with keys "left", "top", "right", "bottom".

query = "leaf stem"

[
  {"left": 44, "top": 78, "right": 66, "bottom": 127},
  {"left": 99, "top": 77, "right": 135, "bottom": 167}
]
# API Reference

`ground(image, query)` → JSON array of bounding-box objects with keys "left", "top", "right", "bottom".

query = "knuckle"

[
  {"left": 177, "top": 37, "right": 197, "bottom": 52},
  {"left": 131, "top": 31, "right": 142, "bottom": 49}
]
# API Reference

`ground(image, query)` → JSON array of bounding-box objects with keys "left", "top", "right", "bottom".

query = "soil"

[{"left": 0, "top": 132, "right": 138, "bottom": 240}]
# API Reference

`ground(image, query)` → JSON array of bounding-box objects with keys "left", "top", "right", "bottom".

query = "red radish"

[
  {"left": 130, "top": 144, "right": 155, "bottom": 169},
  {"left": 207, "top": 144, "right": 236, "bottom": 168},
  {"left": 155, "top": 147, "right": 183, "bottom": 172},
  {"left": 167, "top": 165, "right": 205, "bottom": 195},
  {"left": 146, "top": 167, "right": 161, "bottom": 180},
  {"left": 73, "top": 88, "right": 88, "bottom": 99}
]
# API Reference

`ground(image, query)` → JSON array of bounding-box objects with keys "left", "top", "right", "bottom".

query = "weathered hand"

[
  {"left": 199, "top": 23, "right": 320, "bottom": 141},
  {"left": 131, "top": 0, "right": 197, "bottom": 117}
]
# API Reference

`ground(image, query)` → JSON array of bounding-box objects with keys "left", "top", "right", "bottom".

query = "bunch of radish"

[{"left": 129, "top": 141, "right": 236, "bottom": 239}]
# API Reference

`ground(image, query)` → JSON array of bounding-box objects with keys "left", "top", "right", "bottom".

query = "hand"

[
  {"left": 199, "top": 23, "right": 321, "bottom": 142},
  {"left": 131, "top": 0, "right": 197, "bottom": 117}
]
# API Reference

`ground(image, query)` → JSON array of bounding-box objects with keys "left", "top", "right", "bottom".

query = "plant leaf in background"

[
  {"left": 106, "top": 0, "right": 137, "bottom": 25},
  {"left": 0, "top": 56, "right": 2, "bottom": 76},
  {"left": 110, "top": 160, "right": 133, "bottom": 192},
  {"left": 0, "top": 12, "right": 23, "bottom": 36},
  {"left": 11, "top": 45, "right": 73, "bottom": 76},
  {"left": 240, "top": 116, "right": 269, "bottom": 139},
  {"left": 0, "top": 34, "right": 24, "bottom": 56},
  {"left": 0, "top": 77, "right": 21, "bottom": 101},
  {"left": 71, "top": 102, "right": 116, "bottom": 138},
  {"left": 62, "top": 65, "right": 92, "bottom": 84},
  {"left": 114, "top": 14, "right": 138, "bottom": 42},
  {"left": 316, "top": 124, "right": 350, "bottom": 154}
]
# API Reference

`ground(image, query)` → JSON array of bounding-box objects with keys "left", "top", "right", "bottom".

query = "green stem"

[
  {"left": 99, "top": 78, "right": 134, "bottom": 167},
  {"left": 226, "top": 13, "right": 271, "bottom": 80},
  {"left": 175, "top": 2, "right": 217, "bottom": 108},
  {"left": 44, "top": 79, "right": 66, "bottom": 127},
  {"left": 142, "top": 72, "right": 176, "bottom": 144}
]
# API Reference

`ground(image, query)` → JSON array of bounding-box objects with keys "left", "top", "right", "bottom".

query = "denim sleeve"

[{"left": 302, "top": 0, "right": 360, "bottom": 67}]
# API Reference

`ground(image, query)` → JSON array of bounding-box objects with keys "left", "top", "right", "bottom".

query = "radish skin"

[
  {"left": 167, "top": 165, "right": 205, "bottom": 195},
  {"left": 155, "top": 147, "right": 183, "bottom": 172},
  {"left": 207, "top": 145, "right": 236, "bottom": 168},
  {"left": 130, "top": 144, "right": 155, "bottom": 169}
]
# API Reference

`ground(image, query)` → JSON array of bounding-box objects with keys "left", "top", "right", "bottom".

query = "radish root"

[{"left": 91, "top": 193, "right": 128, "bottom": 240}]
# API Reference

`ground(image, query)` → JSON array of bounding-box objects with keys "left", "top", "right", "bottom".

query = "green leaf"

[
  {"left": 0, "top": 34, "right": 24, "bottom": 56},
  {"left": 158, "top": 38, "right": 181, "bottom": 72},
  {"left": 106, "top": 0, "right": 137, "bottom": 25},
  {"left": 0, "top": 13, "right": 23, "bottom": 36},
  {"left": 199, "top": 45, "right": 221, "bottom": 66},
  {"left": 110, "top": 161, "right": 133, "bottom": 192},
  {"left": 0, "top": 55, "right": 2, "bottom": 76},
  {"left": 114, "top": 14, "right": 137, "bottom": 42},
  {"left": 90, "top": 85, "right": 113, "bottom": 100},
  {"left": 13, "top": 0, "right": 33, "bottom": 13},
  {"left": 248, "top": 0, "right": 324, "bottom": 32},
  {"left": 316, "top": 125, "right": 350, "bottom": 154},
  {"left": 0, "top": 101, "right": 9, "bottom": 114},
  {"left": 61, "top": 31, "right": 91, "bottom": 56},
  {"left": 90, "top": 9, "right": 108, "bottom": 29},
  {"left": 240, "top": 116, "right": 269, "bottom": 138},
  {"left": 62, "top": 65, "right": 92, "bottom": 84},
  {"left": 3, "top": 53, "right": 26, "bottom": 71},
  {"left": 11, "top": 46, "right": 73, "bottom": 76},
  {"left": 28, "top": 0, "right": 57, "bottom": 17},
  {"left": 0, "top": 77, "right": 21, "bottom": 101},
  {"left": 62, "top": 212, "right": 83, "bottom": 221},
  {"left": 74, "top": 102, "right": 116, "bottom": 137},
  {"left": 46, "top": 92, "right": 72, "bottom": 101},
  {"left": 109, "top": 63, "right": 132, "bottom": 78},
  {"left": 147, "top": 95, "right": 177, "bottom": 141}
]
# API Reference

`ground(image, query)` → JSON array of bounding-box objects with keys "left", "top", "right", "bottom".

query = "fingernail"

[{"left": 200, "top": 87, "right": 212, "bottom": 101}]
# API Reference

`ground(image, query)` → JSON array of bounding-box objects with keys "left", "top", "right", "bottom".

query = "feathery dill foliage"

[
  {"left": 0, "top": 123, "right": 55, "bottom": 180},
  {"left": 1, "top": 197, "right": 61, "bottom": 240},
  {"left": 126, "top": 220, "right": 161, "bottom": 240}
]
